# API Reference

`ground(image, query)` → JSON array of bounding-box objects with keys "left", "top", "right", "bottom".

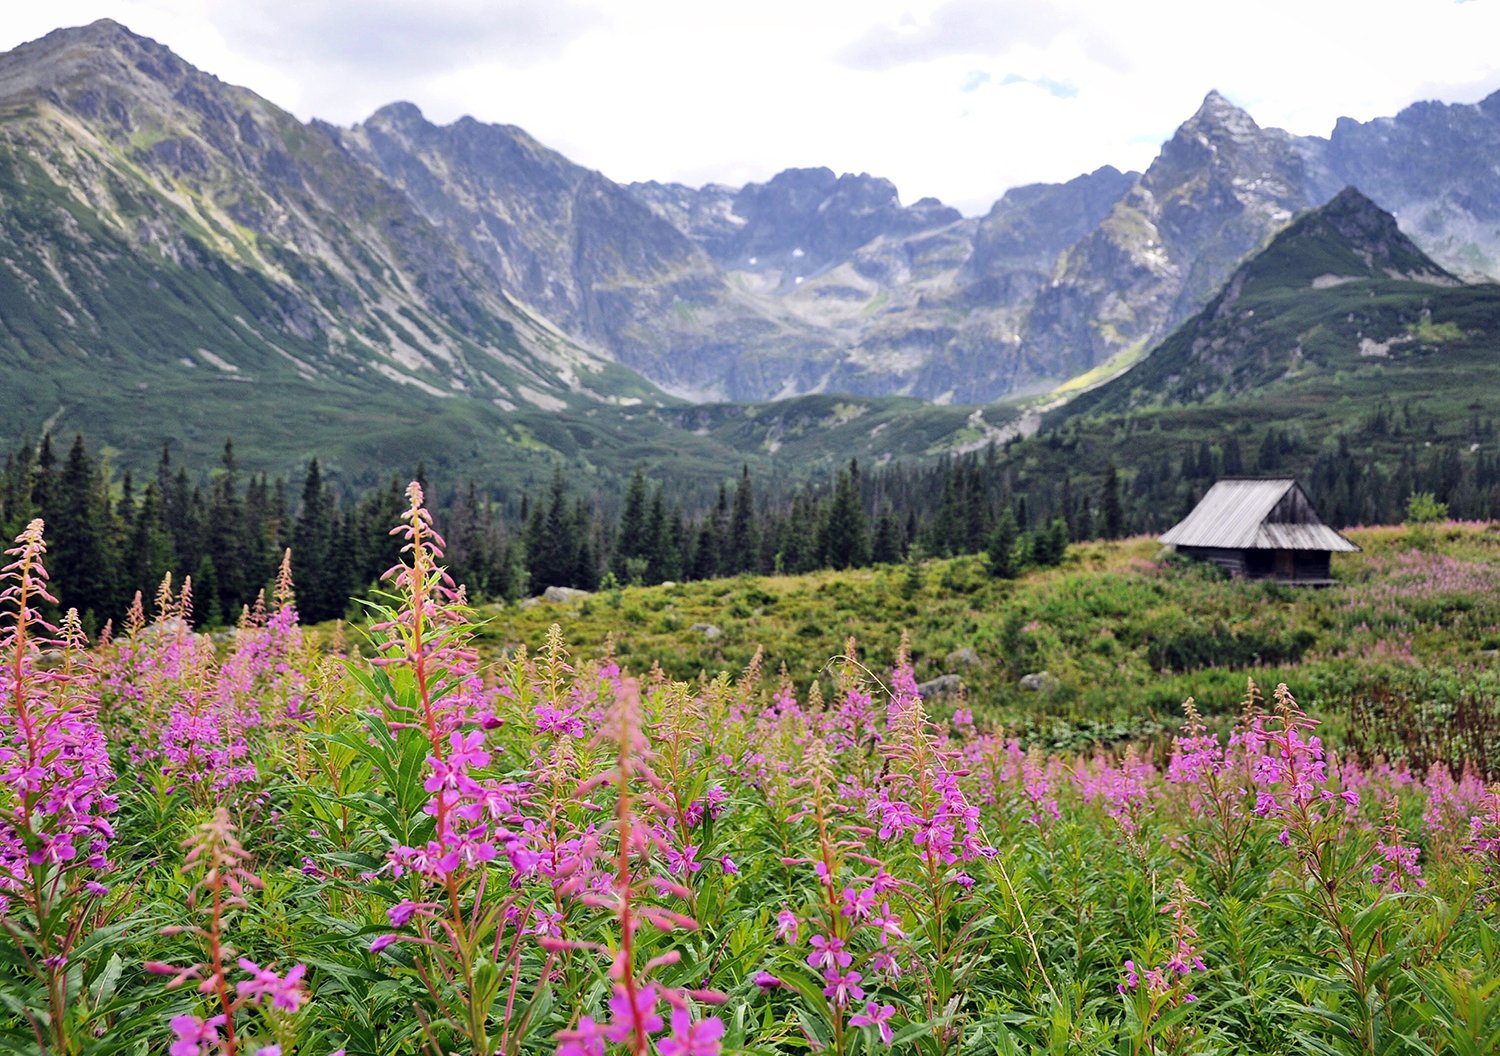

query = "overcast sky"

[{"left": 5, "top": 1, "right": 1499, "bottom": 216}]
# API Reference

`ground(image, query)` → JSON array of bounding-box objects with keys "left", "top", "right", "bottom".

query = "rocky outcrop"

[
  {"left": 1316, "top": 91, "right": 1500, "bottom": 279},
  {"left": 7, "top": 21, "right": 1500, "bottom": 414},
  {"left": 0, "top": 19, "right": 626, "bottom": 411}
]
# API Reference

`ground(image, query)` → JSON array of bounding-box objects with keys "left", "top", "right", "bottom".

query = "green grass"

[{"left": 470, "top": 522, "right": 1500, "bottom": 756}]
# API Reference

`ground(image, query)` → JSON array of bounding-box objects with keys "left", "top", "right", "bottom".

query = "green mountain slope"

[
  {"left": 0, "top": 21, "right": 1007, "bottom": 490},
  {"left": 0, "top": 20, "right": 676, "bottom": 481},
  {"left": 1059, "top": 187, "right": 1475, "bottom": 416},
  {"left": 972, "top": 188, "right": 1500, "bottom": 531}
]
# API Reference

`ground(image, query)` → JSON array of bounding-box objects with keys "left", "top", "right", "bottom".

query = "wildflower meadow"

[{"left": 3, "top": 485, "right": 1500, "bottom": 1056}]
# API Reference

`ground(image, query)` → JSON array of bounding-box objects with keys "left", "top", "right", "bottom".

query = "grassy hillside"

[{"left": 471, "top": 522, "right": 1500, "bottom": 764}]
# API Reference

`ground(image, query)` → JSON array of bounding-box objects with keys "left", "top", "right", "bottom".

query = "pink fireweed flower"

[
  {"left": 604, "top": 983, "right": 664, "bottom": 1043},
  {"left": 388, "top": 899, "right": 423, "bottom": 926},
  {"left": 840, "top": 884, "right": 876, "bottom": 920},
  {"left": 236, "top": 959, "right": 307, "bottom": 1011},
  {"left": 821, "top": 968, "right": 865, "bottom": 1008},
  {"left": 870, "top": 902, "right": 906, "bottom": 945},
  {"left": 168, "top": 1014, "right": 223, "bottom": 1056},
  {"left": 1250, "top": 685, "right": 1328, "bottom": 816},
  {"left": 1118, "top": 959, "right": 1139, "bottom": 994},
  {"left": 555, "top": 1016, "right": 607, "bottom": 1056},
  {"left": 807, "top": 933, "right": 852, "bottom": 970},
  {"left": 665, "top": 842, "right": 702, "bottom": 876},
  {"left": 0, "top": 523, "right": 119, "bottom": 900},
  {"left": 849, "top": 1001, "right": 896, "bottom": 1044},
  {"left": 868, "top": 950, "right": 902, "bottom": 979},
  {"left": 685, "top": 786, "right": 727, "bottom": 828},
  {"left": 1166, "top": 699, "right": 1224, "bottom": 786},
  {"left": 1374, "top": 806, "right": 1425, "bottom": 892},
  {"left": 775, "top": 907, "right": 799, "bottom": 944},
  {"left": 659, "top": 1008, "right": 725, "bottom": 1056}
]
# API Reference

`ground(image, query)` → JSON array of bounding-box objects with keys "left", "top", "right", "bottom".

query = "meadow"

[
  {"left": 481, "top": 522, "right": 1500, "bottom": 767},
  {"left": 3, "top": 487, "right": 1499, "bottom": 1055}
]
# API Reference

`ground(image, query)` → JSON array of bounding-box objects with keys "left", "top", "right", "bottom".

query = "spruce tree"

[
  {"left": 871, "top": 503, "right": 903, "bottom": 565},
  {"left": 1102, "top": 462, "right": 1123, "bottom": 540},
  {"left": 293, "top": 459, "right": 336, "bottom": 621},
  {"left": 820, "top": 462, "right": 871, "bottom": 570},
  {"left": 50, "top": 435, "right": 116, "bottom": 626},
  {"left": 986, "top": 507, "right": 1019, "bottom": 578},
  {"left": 206, "top": 439, "right": 247, "bottom": 620},
  {"left": 125, "top": 483, "right": 175, "bottom": 608},
  {"left": 611, "top": 466, "right": 650, "bottom": 582},
  {"left": 643, "top": 488, "right": 670, "bottom": 584},
  {"left": 529, "top": 470, "right": 576, "bottom": 591},
  {"left": 728, "top": 465, "right": 757, "bottom": 575}
]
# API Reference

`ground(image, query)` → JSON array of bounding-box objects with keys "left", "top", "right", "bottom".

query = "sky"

[{"left": 5, "top": 1, "right": 1500, "bottom": 217}]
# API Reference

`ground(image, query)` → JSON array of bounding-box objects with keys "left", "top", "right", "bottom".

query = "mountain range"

[
  {"left": 2, "top": 19, "right": 1499, "bottom": 487},
  {"left": 1025, "top": 183, "right": 1500, "bottom": 530}
]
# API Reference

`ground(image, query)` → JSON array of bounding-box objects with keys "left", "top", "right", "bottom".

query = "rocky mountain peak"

[
  {"left": 1318, "top": 185, "right": 1404, "bottom": 238},
  {"left": 1179, "top": 89, "right": 1262, "bottom": 144},
  {"left": 366, "top": 100, "right": 427, "bottom": 128},
  {"left": 1266, "top": 185, "right": 1456, "bottom": 284},
  {"left": 1481, "top": 87, "right": 1500, "bottom": 120},
  {"left": 0, "top": 19, "right": 194, "bottom": 108}
]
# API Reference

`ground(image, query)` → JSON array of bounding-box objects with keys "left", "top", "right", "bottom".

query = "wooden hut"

[{"left": 1159, "top": 478, "right": 1358, "bottom": 584}]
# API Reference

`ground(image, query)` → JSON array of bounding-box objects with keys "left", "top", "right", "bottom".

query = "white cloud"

[{"left": 4, "top": 0, "right": 1499, "bottom": 216}]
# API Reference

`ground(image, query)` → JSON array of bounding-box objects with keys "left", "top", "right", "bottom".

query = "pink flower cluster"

[{"left": 0, "top": 521, "right": 118, "bottom": 908}]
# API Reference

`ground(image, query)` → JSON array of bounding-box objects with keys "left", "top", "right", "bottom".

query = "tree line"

[
  {"left": 0, "top": 434, "right": 1092, "bottom": 629},
  {"left": 3, "top": 412, "right": 1494, "bottom": 629}
]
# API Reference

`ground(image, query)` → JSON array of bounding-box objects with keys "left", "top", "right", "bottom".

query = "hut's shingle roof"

[{"left": 1159, "top": 479, "right": 1359, "bottom": 551}]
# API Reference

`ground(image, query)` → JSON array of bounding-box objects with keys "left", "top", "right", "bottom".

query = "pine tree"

[
  {"left": 293, "top": 459, "right": 338, "bottom": 622},
  {"left": 50, "top": 435, "right": 116, "bottom": 626},
  {"left": 528, "top": 469, "right": 576, "bottom": 591},
  {"left": 205, "top": 439, "right": 247, "bottom": 620},
  {"left": 689, "top": 515, "right": 721, "bottom": 581},
  {"left": 728, "top": 465, "right": 757, "bottom": 574},
  {"left": 571, "top": 497, "right": 599, "bottom": 590},
  {"left": 611, "top": 466, "right": 650, "bottom": 582},
  {"left": 925, "top": 473, "right": 963, "bottom": 556},
  {"left": 643, "top": 487, "right": 671, "bottom": 584},
  {"left": 820, "top": 462, "right": 871, "bottom": 570},
  {"left": 1102, "top": 462, "right": 1123, "bottom": 540},
  {"left": 1032, "top": 517, "right": 1069, "bottom": 567},
  {"left": 125, "top": 482, "right": 175, "bottom": 608},
  {"left": 986, "top": 507, "right": 1019, "bottom": 578},
  {"left": 871, "top": 503, "right": 903, "bottom": 564},
  {"left": 31, "top": 434, "right": 56, "bottom": 526}
]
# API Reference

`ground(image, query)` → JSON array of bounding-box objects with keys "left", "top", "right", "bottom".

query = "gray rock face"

[
  {"left": 1019, "top": 671, "right": 1060, "bottom": 692},
  {"left": 945, "top": 646, "right": 981, "bottom": 667},
  {"left": 1062, "top": 188, "right": 1468, "bottom": 418},
  {"left": 1317, "top": 92, "right": 1500, "bottom": 278},
  {"left": 967, "top": 166, "right": 1137, "bottom": 275},
  {"left": 336, "top": 105, "right": 772, "bottom": 392},
  {"left": 542, "top": 586, "right": 592, "bottom": 603},
  {"left": 916, "top": 674, "right": 964, "bottom": 698},
  {"left": 0, "top": 19, "right": 627, "bottom": 416},
  {"left": 8, "top": 22, "right": 1500, "bottom": 414},
  {"left": 1019, "top": 92, "right": 1325, "bottom": 384}
]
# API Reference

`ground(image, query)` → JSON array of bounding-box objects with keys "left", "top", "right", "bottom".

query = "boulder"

[
  {"left": 916, "top": 674, "right": 963, "bottom": 698},
  {"left": 946, "top": 646, "right": 980, "bottom": 667},
  {"left": 1019, "top": 671, "right": 1060, "bottom": 692},
  {"left": 542, "top": 586, "right": 592, "bottom": 603}
]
